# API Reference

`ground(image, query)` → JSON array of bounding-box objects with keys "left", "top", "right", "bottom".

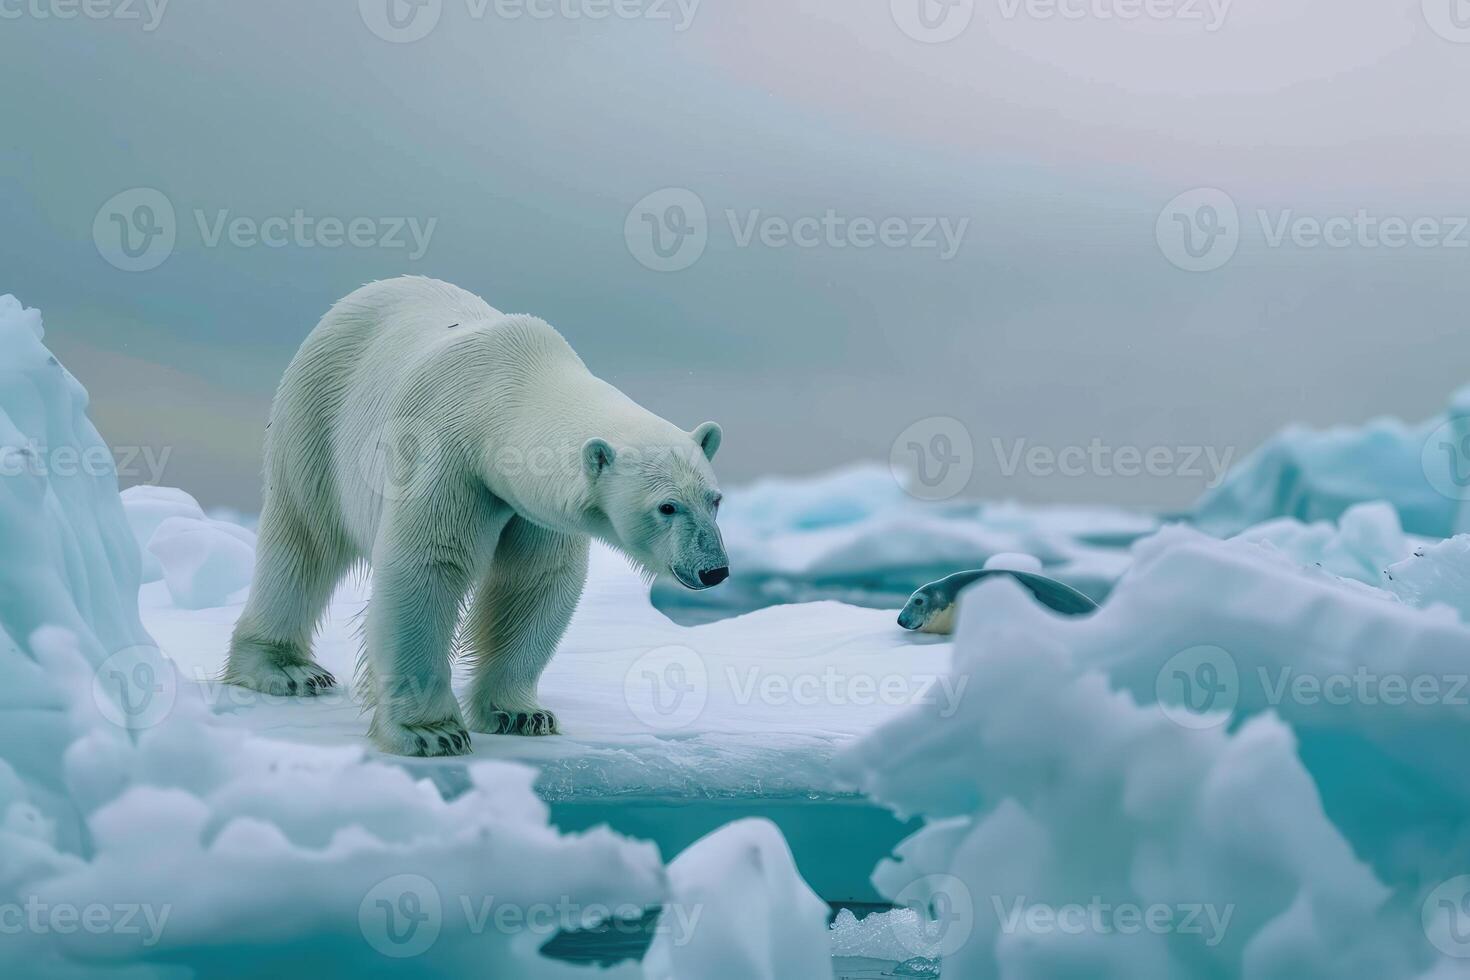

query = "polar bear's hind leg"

[{"left": 225, "top": 498, "right": 352, "bottom": 696}]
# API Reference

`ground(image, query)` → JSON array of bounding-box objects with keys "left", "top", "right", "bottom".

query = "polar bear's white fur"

[{"left": 224, "top": 277, "right": 728, "bottom": 756}]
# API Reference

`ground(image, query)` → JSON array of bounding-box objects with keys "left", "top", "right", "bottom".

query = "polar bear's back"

[{"left": 264, "top": 276, "right": 573, "bottom": 547}]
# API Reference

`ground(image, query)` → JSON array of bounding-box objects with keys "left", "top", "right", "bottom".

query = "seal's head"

[{"left": 897, "top": 583, "right": 951, "bottom": 632}]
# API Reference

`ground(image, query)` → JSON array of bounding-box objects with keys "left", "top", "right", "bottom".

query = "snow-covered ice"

[
  {"left": 0, "top": 297, "right": 834, "bottom": 978},
  {"left": 837, "top": 526, "right": 1470, "bottom": 978},
  {"left": 6, "top": 290, "right": 1470, "bottom": 978}
]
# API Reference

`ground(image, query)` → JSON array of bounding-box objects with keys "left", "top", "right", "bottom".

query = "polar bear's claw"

[
  {"left": 372, "top": 718, "right": 472, "bottom": 757},
  {"left": 224, "top": 656, "right": 337, "bottom": 699},
  {"left": 476, "top": 708, "right": 559, "bottom": 737}
]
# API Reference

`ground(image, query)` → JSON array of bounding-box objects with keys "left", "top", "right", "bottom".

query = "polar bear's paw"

[
  {"left": 468, "top": 706, "right": 559, "bottom": 737},
  {"left": 223, "top": 648, "right": 337, "bottom": 698},
  {"left": 371, "top": 717, "right": 472, "bottom": 757}
]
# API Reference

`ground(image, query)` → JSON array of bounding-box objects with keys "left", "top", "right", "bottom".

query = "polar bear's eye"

[{"left": 658, "top": 502, "right": 678, "bottom": 516}]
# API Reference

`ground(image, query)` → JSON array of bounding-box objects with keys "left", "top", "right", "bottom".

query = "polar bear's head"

[{"left": 581, "top": 421, "right": 729, "bottom": 590}]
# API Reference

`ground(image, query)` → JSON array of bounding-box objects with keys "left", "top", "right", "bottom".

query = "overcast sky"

[{"left": 3, "top": 0, "right": 1469, "bottom": 511}]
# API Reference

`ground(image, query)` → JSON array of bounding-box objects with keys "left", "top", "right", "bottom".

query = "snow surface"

[{"left": 134, "top": 502, "right": 952, "bottom": 802}]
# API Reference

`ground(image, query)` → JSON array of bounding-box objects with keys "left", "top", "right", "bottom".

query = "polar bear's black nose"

[{"left": 698, "top": 566, "right": 729, "bottom": 587}]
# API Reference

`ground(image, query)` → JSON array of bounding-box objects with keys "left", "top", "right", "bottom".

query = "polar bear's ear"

[
  {"left": 691, "top": 421, "right": 722, "bottom": 461},
  {"left": 582, "top": 437, "right": 617, "bottom": 478}
]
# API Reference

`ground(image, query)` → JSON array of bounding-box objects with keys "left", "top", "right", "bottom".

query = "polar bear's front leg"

[
  {"left": 464, "top": 518, "right": 589, "bottom": 736},
  {"left": 364, "top": 552, "right": 477, "bottom": 758}
]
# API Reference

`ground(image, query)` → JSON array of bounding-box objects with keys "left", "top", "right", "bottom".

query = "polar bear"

[{"left": 223, "top": 276, "right": 729, "bottom": 756}]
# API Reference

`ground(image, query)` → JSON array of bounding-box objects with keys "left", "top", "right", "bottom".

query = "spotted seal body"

[{"left": 897, "top": 568, "right": 1098, "bottom": 634}]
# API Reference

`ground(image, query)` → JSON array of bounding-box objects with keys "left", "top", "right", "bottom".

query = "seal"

[{"left": 897, "top": 568, "right": 1098, "bottom": 634}]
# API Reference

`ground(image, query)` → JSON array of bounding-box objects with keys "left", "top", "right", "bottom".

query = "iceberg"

[
  {"left": 836, "top": 523, "right": 1470, "bottom": 978},
  {"left": 1194, "top": 389, "right": 1470, "bottom": 538}
]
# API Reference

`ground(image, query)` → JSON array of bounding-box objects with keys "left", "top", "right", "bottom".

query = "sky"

[{"left": 3, "top": 0, "right": 1469, "bottom": 511}]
